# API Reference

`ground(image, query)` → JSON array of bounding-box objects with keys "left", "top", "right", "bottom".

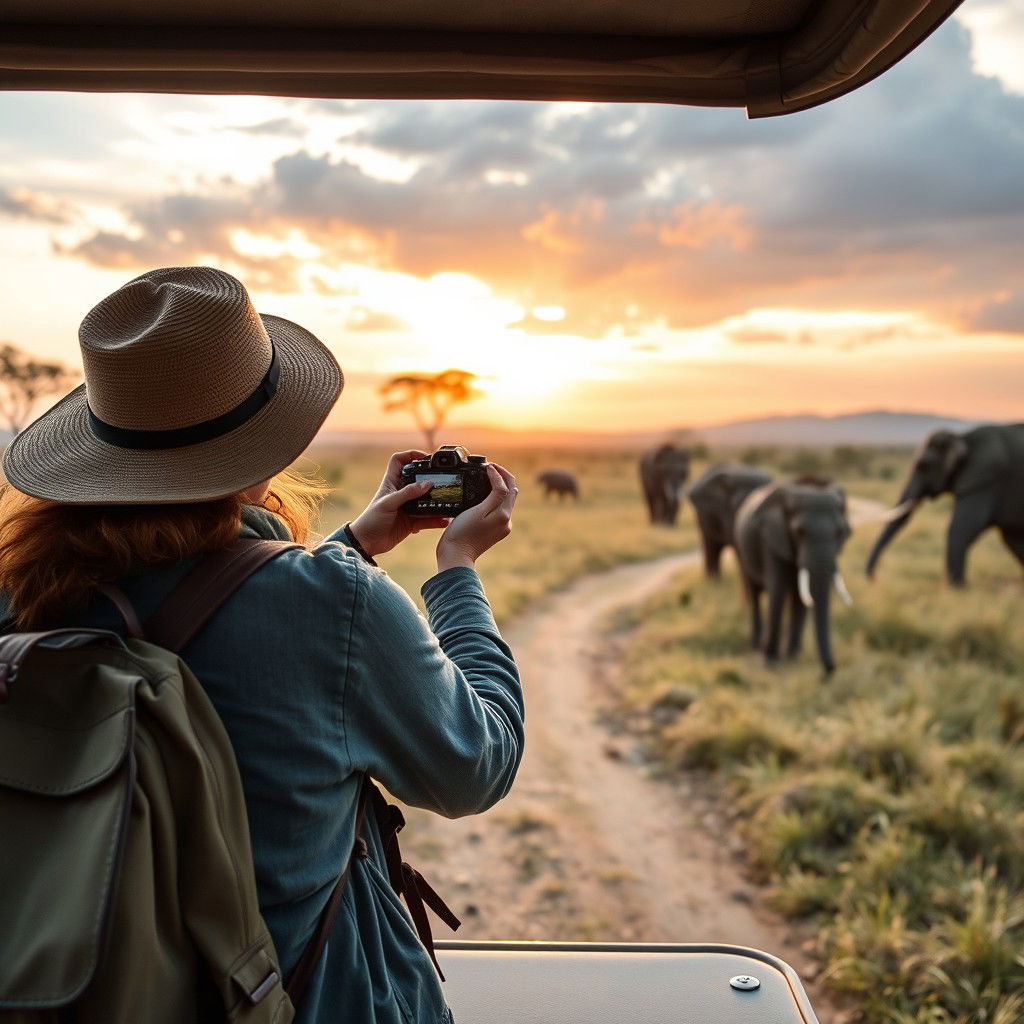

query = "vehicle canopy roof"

[{"left": 2, "top": 0, "right": 963, "bottom": 117}]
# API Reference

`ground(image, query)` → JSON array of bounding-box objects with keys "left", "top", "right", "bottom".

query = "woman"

[{"left": 0, "top": 266, "right": 523, "bottom": 1023}]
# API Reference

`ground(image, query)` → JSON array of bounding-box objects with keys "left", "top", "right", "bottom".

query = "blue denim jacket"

[{"left": 12, "top": 506, "right": 524, "bottom": 1023}]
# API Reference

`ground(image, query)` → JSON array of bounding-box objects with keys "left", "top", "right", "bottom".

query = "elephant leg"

[
  {"left": 742, "top": 575, "right": 762, "bottom": 650},
  {"left": 667, "top": 496, "right": 679, "bottom": 526},
  {"left": 786, "top": 583, "right": 807, "bottom": 658},
  {"left": 702, "top": 536, "right": 724, "bottom": 578},
  {"left": 763, "top": 565, "right": 787, "bottom": 664},
  {"left": 999, "top": 528, "right": 1024, "bottom": 573},
  {"left": 645, "top": 488, "right": 659, "bottom": 523},
  {"left": 946, "top": 492, "right": 994, "bottom": 586}
]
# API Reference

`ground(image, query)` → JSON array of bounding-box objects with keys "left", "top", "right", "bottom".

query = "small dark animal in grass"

[
  {"left": 688, "top": 463, "right": 773, "bottom": 578},
  {"left": 866, "top": 424, "right": 1024, "bottom": 586},
  {"left": 735, "top": 478, "right": 852, "bottom": 676},
  {"left": 638, "top": 444, "right": 690, "bottom": 525},
  {"left": 536, "top": 470, "right": 580, "bottom": 501}
]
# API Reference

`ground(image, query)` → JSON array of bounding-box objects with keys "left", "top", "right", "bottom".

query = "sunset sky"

[{"left": 1, "top": 2, "right": 1022, "bottom": 436}]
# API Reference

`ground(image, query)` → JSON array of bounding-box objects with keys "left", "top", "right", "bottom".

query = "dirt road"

[
  {"left": 407, "top": 550, "right": 801, "bottom": 943},
  {"left": 404, "top": 498, "right": 883, "bottom": 1017}
]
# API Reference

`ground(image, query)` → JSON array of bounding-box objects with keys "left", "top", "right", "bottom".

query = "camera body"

[{"left": 400, "top": 445, "right": 492, "bottom": 516}]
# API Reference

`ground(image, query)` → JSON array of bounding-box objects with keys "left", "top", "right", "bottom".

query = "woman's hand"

[
  {"left": 436, "top": 463, "right": 518, "bottom": 572},
  {"left": 348, "top": 451, "right": 452, "bottom": 558}
]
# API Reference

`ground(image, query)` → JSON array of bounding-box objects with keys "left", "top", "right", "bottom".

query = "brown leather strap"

[
  {"left": 369, "top": 782, "right": 461, "bottom": 980},
  {"left": 286, "top": 775, "right": 372, "bottom": 1006},
  {"left": 97, "top": 583, "right": 145, "bottom": 640},
  {"left": 144, "top": 538, "right": 301, "bottom": 653}
]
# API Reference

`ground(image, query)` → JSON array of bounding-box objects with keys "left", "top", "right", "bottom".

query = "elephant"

[
  {"left": 866, "top": 424, "right": 1024, "bottom": 586},
  {"left": 735, "top": 478, "right": 853, "bottom": 675},
  {"left": 639, "top": 444, "right": 690, "bottom": 525},
  {"left": 688, "top": 463, "right": 773, "bottom": 578},
  {"left": 536, "top": 469, "right": 580, "bottom": 501}
]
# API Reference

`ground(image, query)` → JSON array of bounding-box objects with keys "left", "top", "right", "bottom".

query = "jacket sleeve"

[{"left": 341, "top": 557, "right": 524, "bottom": 818}]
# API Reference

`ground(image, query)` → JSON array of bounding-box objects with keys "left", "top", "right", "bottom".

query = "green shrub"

[
  {"left": 743, "top": 770, "right": 897, "bottom": 877},
  {"left": 814, "top": 709, "right": 934, "bottom": 791},
  {"left": 661, "top": 691, "right": 800, "bottom": 771}
]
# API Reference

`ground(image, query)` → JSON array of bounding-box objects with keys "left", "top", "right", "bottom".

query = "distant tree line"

[{"left": 0, "top": 343, "right": 78, "bottom": 437}]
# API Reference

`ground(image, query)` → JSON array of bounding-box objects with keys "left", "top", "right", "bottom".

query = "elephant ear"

[
  {"left": 755, "top": 487, "right": 794, "bottom": 562},
  {"left": 949, "top": 431, "right": 1003, "bottom": 497},
  {"left": 940, "top": 435, "right": 970, "bottom": 491}
]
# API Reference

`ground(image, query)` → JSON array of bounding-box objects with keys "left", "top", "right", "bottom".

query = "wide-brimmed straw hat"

[{"left": 2, "top": 266, "right": 343, "bottom": 504}]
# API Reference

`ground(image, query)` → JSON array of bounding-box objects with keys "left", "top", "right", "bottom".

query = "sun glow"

[{"left": 289, "top": 264, "right": 598, "bottom": 408}]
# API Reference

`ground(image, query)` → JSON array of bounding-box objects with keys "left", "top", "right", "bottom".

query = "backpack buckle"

[
  {"left": 248, "top": 970, "right": 280, "bottom": 1005},
  {"left": 230, "top": 944, "right": 284, "bottom": 1008}
]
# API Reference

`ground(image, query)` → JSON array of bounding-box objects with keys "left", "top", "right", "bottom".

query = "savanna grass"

[{"left": 617, "top": 453, "right": 1024, "bottom": 1023}]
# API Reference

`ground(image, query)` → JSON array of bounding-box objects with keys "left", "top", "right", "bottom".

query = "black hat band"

[{"left": 87, "top": 345, "right": 281, "bottom": 451}]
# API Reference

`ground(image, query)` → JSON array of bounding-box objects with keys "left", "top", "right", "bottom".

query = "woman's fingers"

[
  {"left": 489, "top": 464, "right": 518, "bottom": 514},
  {"left": 380, "top": 479, "right": 432, "bottom": 510},
  {"left": 391, "top": 449, "right": 431, "bottom": 467},
  {"left": 474, "top": 464, "right": 509, "bottom": 517},
  {"left": 475, "top": 463, "right": 516, "bottom": 519},
  {"left": 381, "top": 450, "right": 431, "bottom": 491}
]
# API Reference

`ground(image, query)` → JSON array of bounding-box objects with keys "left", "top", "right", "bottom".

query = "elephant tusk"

[
  {"left": 834, "top": 572, "right": 853, "bottom": 607},
  {"left": 883, "top": 499, "right": 918, "bottom": 522},
  {"left": 798, "top": 568, "right": 814, "bottom": 608}
]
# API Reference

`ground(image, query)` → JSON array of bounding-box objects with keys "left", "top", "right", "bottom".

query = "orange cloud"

[
  {"left": 647, "top": 200, "right": 751, "bottom": 251},
  {"left": 521, "top": 199, "right": 606, "bottom": 256},
  {"left": 0, "top": 185, "right": 73, "bottom": 224}
]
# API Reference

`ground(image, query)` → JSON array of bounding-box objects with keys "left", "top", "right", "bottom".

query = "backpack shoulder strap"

[
  {"left": 143, "top": 538, "right": 302, "bottom": 654},
  {"left": 94, "top": 538, "right": 297, "bottom": 657}
]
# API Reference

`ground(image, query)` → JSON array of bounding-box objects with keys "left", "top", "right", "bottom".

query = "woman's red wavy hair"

[{"left": 0, "top": 465, "right": 330, "bottom": 630}]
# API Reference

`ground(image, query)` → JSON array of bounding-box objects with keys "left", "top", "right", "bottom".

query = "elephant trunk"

[
  {"left": 865, "top": 480, "right": 922, "bottom": 579},
  {"left": 809, "top": 570, "right": 835, "bottom": 675}
]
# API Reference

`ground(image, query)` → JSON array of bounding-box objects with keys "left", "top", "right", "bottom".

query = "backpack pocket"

[{"left": 0, "top": 650, "right": 136, "bottom": 1009}]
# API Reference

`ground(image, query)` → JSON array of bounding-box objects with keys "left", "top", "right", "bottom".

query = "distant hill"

[
  {"left": 312, "top": 410, "right": 992, "bottom": 452},
  {"left": 697, "top": 410, "right": 990, "bottom": 448}
]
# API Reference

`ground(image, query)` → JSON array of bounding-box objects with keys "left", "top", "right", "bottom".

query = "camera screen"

[{"left": 415, "top": 472, "right": 463, "bottom": 505}]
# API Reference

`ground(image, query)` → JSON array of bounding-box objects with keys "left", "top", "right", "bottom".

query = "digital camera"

[{"left": 400, "top": 445, "right": 492, "bottom": 516}]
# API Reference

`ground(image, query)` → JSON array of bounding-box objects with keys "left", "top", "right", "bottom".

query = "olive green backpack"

[{"left": 0, "top": 539, "right": 366, "bottom": 1023}]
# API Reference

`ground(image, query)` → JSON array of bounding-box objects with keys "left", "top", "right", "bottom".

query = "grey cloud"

[
  {"left": 356, "top": 101, "right": 541, "bottom": 156},
  {"left": 739, "top": 24, "right": 1024, "bottom": 232},
  {"left": 968, "top": 292, "right": 1024, "bottom": 334},
  {"left": 232, "top": 117, "right": 308, "bottom": 137},
  {"left": 69, "top": 193, "right": 251, "bottom": 268}
]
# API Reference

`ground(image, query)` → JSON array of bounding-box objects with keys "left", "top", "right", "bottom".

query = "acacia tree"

[
  {"left": 379, "top": 369, "right": 480, "bottom": 449},
  {"left": 0, "top": 343, "right": 79, "bottom": 436}
]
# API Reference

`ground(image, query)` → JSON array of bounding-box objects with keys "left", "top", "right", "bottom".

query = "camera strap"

[{"left": 368, "top": 781, "right": 462, "bottom": 980}]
